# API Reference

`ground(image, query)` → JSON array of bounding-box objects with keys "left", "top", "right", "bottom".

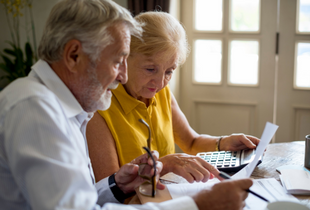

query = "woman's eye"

[
  {"left": 165, "top": 71, "right": 173, "bottom": 80},
  {"left": 146, "top": 68, "right": 154, "bottom": 72}
]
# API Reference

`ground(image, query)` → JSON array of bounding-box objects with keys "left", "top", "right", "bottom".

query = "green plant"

[{"left": 0, "top": 0, "right": 37, "bottom": 84}]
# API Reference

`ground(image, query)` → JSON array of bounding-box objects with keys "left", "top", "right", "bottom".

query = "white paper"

[
  {"left": 166, "top": 178, "right": 298, "bottom": 210},
  {"left": 167, "top": 179, "right": 219, "bottom": 199},
  {"left": 279, "top": 169, "right": 310, "bottom": 195},
  {"left": 233, "top": 122, "right": 279, "bottom": 179},
  {"left": 244, "top": 178, "right": 298, "bottom": 210}
]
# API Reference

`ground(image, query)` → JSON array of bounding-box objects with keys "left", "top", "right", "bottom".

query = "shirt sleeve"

[{"left": 95, "top": 176, "right": 119, "bottom": 205}]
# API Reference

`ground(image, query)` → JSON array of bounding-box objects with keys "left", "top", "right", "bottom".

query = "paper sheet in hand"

[{"left": 232, "top": 122, "right": 279, "bottom": 179}]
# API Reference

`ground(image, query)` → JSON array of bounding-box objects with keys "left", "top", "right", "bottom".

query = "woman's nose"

[{"left": 152, "top": 73, "right": 165, "bottom": 88}]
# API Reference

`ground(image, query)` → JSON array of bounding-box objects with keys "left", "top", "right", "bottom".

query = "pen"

[{"left": 219, "top": 171, "right": 270, "bottom": 203}]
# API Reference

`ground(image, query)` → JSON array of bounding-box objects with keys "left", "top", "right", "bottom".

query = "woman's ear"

[{"left": 63, "top": 39, "right": 83, "bottom": 73}]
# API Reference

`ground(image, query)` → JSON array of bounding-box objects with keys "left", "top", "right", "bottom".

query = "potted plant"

[{"left": 0, "top": 0, "right": 37, "bottom": 87}]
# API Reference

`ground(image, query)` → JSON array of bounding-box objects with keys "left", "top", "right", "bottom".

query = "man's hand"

[
  {"left": 160, "top": 153, "right": 221, "bottom": 183},
  {"left": 114, "top": 150, "right": 165, "bottom": 194},
  {"left": 193, "top": 178, "right": 253, "bottom": 210},
  {"left": 220, "top": 134, "right": 260, "bottom": 151}
]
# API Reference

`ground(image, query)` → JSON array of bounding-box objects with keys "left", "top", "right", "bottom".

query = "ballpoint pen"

[{"left": 219, "top": 171, "right": 270, "bottom": 203}]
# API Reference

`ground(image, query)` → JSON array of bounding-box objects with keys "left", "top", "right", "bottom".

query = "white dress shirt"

[{"left": 0, "top": 60, "right": 198, "bottom": 210}]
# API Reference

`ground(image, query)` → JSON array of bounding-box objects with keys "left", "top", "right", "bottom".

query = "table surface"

[
  {"left": 251, "top": 141, "right": 310, "bottom": 207},
  {"left": 131, "top": 141, "right": 310, "bottom": 207},
  {"left": 251, "top": 141, "right": 305, "bottom": 179}
]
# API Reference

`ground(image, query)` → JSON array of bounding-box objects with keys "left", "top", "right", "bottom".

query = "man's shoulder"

[{"left": 0, "top": 77, "right": 56, "bottom": 112}]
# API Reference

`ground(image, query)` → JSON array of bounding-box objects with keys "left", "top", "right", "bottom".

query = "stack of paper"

[{"left": 277, "top": 165, "right": 310, "bottom": 195}]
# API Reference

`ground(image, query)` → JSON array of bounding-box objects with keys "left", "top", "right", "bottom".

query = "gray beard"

[{"left": 77, "top": 63, "right": 107, "bottom": 112}]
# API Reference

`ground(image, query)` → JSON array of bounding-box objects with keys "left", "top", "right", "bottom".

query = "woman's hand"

[
  {"left": 220, "top": 134, "right": 260, "bottom": 151},
  {"left": 159, "top": 153, "right": 221, "bottom": 183}
]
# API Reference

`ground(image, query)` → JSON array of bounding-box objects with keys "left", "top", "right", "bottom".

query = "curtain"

[{"left": 127, "top": 0, "right": 170, "bottom": 16}]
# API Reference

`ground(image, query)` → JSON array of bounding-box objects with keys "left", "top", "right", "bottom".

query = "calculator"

[{"left": 197, "top": 149, "right": 262, "bottom": 172}]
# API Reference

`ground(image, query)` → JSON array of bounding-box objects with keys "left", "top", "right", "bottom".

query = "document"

[
  {"left": 166, "top": 178, "right": 298, "bottom": 210},
  {"left": 233, "top": 122, "right": 279, "bottom": 179},
  {"left": 244, "top": 178, "right": 298, "bottom": 209}
]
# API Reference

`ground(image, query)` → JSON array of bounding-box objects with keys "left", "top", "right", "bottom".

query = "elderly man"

[{"left": 0, "top": 0, "right": 252, "bottom": 209}]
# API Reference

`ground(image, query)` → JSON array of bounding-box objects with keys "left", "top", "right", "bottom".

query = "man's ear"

[{"left": 63, "top": 39, "right": 83, "bottom": 73}]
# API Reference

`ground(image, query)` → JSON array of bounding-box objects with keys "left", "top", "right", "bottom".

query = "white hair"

[
  {"left": 131, "top": 11, "right": 190, "bottom": 65},
  {"left": 38, "top": 0, "right": 142, "bottom": 63}
]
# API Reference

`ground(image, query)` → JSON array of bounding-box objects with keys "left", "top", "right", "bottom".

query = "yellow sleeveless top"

[{"left": 98, "top": 84, "right": 175, "bottom": 166}]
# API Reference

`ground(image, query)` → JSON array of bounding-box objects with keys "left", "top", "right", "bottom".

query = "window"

[
  {"left": 230, "top": 0, "right": 260, "bottom": 33},
  {"left": 194, "top": 0, "right": 223, "bottom": 32},
  {"left": 192, "top": 0, "right": 261, "bottom": 86},
  {"left": 228, "top": 40, "right": 259, "bottom": 86},
  {"left": 297, "top": 0, "right": 310, "bottom": 34},
  {"left": 193, "top": 40, "right": 222, "bottom": 84},
  {"left": 294, "top": 42, "right": 310, "bottom": 89}
]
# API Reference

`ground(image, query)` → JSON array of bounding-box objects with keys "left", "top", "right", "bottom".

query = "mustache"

[{"left": 108, "top": 81, "right": 119, "bottom": 90}]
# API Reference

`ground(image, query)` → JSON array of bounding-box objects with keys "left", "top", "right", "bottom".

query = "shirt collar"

[
  {"left": 32, "top": 60, "right": 87, "bottom": 120},
  {"left": 112, "top": 84, "right": 157, "bottom": 115}
]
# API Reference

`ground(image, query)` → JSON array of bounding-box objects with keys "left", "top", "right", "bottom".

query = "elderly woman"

[{"left": 86, "top": 11, "right": 260, "bottom": 183}]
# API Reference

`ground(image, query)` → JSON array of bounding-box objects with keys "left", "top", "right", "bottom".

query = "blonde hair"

[
  {"left": 38, "top": 0, "right": 143, "bottom": 63},
  {"left": 130, "top": 11, "right": 190, "bottom": 65}
]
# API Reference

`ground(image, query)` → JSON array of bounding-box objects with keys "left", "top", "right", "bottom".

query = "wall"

[
  {"left": 0, "top": 0, "right": 127, "bottom": 89},
  {"left": 0, "top": 0, "right": 184, "bottom": 153}
]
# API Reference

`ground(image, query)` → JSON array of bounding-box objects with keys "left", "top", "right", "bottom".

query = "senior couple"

[{"left": 0, "top": 0, "right": 260, "bottom": 209}]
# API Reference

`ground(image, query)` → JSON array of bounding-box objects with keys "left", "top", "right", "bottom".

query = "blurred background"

[{"left": 0, "top": 0, "right": 309, "bottom": 146}]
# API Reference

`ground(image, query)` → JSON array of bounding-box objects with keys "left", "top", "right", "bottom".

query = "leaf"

[
  {"left": 25, "top": 42, "right": 33, "bottom": 59},
  {"left": 25, "top": 42, "right": 33, "bottom": 75},
  {"left": 3, "top": 48, "right": 16, "bottom": 57},
  {"left": 14, "top": 47, "right": 25, "bottom": 76},
  {"left": 1, "top": 55, "right": 14, "bottom": 71},
  {"left": 0, "top": 41, "right": 36, "bottom": 84},
  {"left": 0, "top": 63, "right": 13, "bottom": 75}
]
